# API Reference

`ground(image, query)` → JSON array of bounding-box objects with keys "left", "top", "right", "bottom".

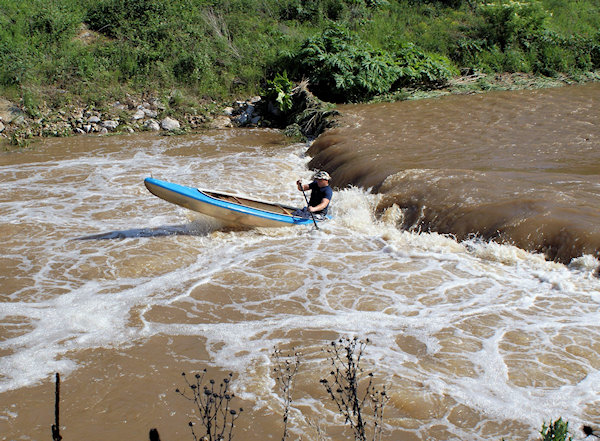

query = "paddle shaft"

[{"left": 300, "top": 183, "right": 319, "bottom": 230}]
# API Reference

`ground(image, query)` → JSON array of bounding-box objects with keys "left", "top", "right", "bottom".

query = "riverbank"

[
  {"left": 0, "top": 82, "right": 334, "bottom": 148},
  {"left": 1, "top": 71, "right": 597, "bottom": 150}
]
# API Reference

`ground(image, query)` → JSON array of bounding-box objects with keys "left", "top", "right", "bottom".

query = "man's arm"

[{"left": 309, "top": 198, "right": 330, "bottom": 212}]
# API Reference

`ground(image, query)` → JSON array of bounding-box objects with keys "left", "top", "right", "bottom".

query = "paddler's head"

[{"left": 313, "top": 170, "right": 331, "bottom": 187}]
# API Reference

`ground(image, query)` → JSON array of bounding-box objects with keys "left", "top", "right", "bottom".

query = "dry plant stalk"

[
  {"left": 272, "top": 348, "right": 302, "bottom": 441},
  {"left": 176, "top": 369, "right": 243, "bottom": 441},
  {"left": 201, "top": 8, "right": 240, "bottom": 59},
  {"left": 307, "top": 417, "right": 330, "bottom": 441},
  {"left": 320, "top": 337, "right": 388, "bottom": 441}
]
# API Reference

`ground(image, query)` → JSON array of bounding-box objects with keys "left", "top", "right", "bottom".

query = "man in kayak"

[{"left": 294, "top": 170, "right": 333, "bottom": 219}]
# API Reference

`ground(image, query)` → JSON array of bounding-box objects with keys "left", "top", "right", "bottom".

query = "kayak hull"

[{"left": 144, "top": 177, "right": 320, "bottom": 228}]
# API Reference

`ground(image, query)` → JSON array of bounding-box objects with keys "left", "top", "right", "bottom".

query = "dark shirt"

[{"left": 308, "top": 181, "right": 333, "bottom": 214}]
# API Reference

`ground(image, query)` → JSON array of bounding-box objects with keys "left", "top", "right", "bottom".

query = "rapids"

[
  {"left": 309, "top": 82, "right": 600, "bottom": 264},
  {"left": 1, "top": 85, "right": 599, "bottom": 441}
]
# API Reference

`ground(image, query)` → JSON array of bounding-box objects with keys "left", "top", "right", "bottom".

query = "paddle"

[{"left": 298, "top": 180, "right": 319, "bottom": 230}]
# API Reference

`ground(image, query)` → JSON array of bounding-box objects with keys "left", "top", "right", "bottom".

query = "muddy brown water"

[
  {"left": 309, "top": 83, "right": 600, "bottom": 264},
  {"left": 1, "top": 85, "right": 599, "bottom": 441}
]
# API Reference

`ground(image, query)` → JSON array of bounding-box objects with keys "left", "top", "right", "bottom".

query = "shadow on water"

[{"left": 74, "top": 222, "right": 221, "bottom": 240}]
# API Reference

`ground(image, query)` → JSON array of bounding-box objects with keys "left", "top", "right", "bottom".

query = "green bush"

[
  {"left": 503, "top": 48, "right": 531, "bottom": 73},
  {"left": 476, "top": 0, "right": 549, "bottom": 51},
  {"left": 279, "top": 24, "right": 456, "bottom": 102},
  {"left": 392, "top": 42, "right": 458, "bottom": 87},
  {"left": 281, "top": 25, "right": 398, "bottom": 101},
  {"left": 527, "top": 31, "right": 600, "bottom": 76},
  {"left": 446, "top": 0, "right": 599, "bottom": 75}
]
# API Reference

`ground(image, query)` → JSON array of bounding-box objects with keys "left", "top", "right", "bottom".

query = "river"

[{"left": 1, "top": 84, "right": 599, "bottom": 441}]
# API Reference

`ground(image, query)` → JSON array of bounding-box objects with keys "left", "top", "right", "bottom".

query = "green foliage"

[
  {"left": 0, "top": 0, "right": 283, "bottom": 102},
  {"left": 542, "top": 0, "right": 600, "bottom": 36},
  {"left": 85, "top": 0, "right": 168, "bottom": 40},
  {"left": 281, "top": 25, "right": 456, "bottom": 102},
  {"left": 592, "top": 32, "right": 600, "bottom": 68},
  {"left": 409, "top": 0, "right": 466, "bottom": 7},
  {"left": 266, "top": 72, "right": 294, "bottom": 112},
  {"left": 476, "top": 0, "right": 549, "bottom": 50},
  {"left": 392, "top": 42, "right": 458, "bottom": 87},
  {"left": 0, "top": 41, "right": 30, "bottom": 86},
  {"left": 264, "top": 79, "right": 339, "bottom": 139},
  {"left": 286, "top": 25, "right": 400, "bottom": 101},
  {"left": 530, "top": 31, "right": 600, "bottom": 76},
  {"left": 0, "top": 0, "right": 598, "bottom": 110},
  {"left": 448, "top": 0, "right": 600, "bottom": 75},
  {"left": 540, "top": 418, "right": 573, "bottom": 441},
  {"left": 9, "top": 129, "right": 33, "bottom": 148},
  {"left": 277, "top": 0, "right": 387, "bottom": 23},
  {"left": 27, "top": 2, "right": 83, "bottom": 46}
]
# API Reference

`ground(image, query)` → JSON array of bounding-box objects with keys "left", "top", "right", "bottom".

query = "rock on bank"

[{"left": 0, "top": 94, "right": 270, "bottom": 146}]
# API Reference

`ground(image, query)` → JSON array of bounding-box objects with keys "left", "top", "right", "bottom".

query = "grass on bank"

[{"left": 1, "top": 0, "right": 599, "bottom": 119}]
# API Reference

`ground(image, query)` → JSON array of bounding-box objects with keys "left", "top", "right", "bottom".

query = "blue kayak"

[{"left": 144, "top": 177, "right": 324, "bottom": 228}]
